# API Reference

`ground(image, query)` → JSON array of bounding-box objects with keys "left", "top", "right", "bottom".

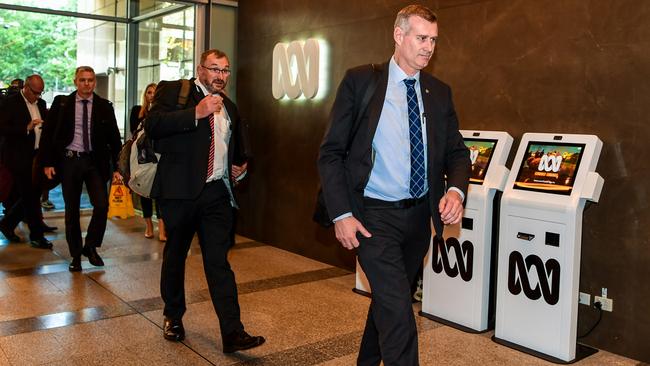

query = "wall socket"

[{"left": 595, "top": 296, "right": 613, "bottom": 312}]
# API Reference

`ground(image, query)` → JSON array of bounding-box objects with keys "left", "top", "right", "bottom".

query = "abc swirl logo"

[
  {"left": 431, "top": 236, "right": 474, "bottom": 282},
  {"left": 507, "top": 252, "right": 560, "bottom": 305}
]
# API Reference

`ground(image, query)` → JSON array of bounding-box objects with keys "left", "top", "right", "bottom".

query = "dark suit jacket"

[
  {"left": 0, "top": 92, "right": 47, "bottom": 172},
  {"left": 146, "top": 78, "right": 247, "bottom": 201},
  {"left": 318, "top": 63, "right": 471, "bottom": 235},
  {"left": 40, "top": 91, "right": 122, "bottom": 182}
]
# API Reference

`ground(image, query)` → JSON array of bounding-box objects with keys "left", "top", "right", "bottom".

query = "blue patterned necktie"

[{"left": 404, "top": 78, "right": 425, "bottom": 198}]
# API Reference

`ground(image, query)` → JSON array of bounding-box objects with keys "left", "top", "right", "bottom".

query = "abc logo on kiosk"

[
  {"left": 431, "top": 236, "right": 474, "bottom": 282},
  {"left": 272, "top": 39, "right": 320, "bottom": 99},
  {"left": 507, "top": 252, "right": 560, "bottom": 305}
]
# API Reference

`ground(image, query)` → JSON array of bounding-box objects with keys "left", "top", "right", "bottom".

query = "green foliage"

[{"left": 0, "top": 9, "right": 77, "bottom": 90}]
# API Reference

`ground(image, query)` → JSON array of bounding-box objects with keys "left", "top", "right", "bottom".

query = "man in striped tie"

[
  {"left": 318, "top": 4, "right": 471, "bottom": 365},
  {"left": 147, "top": 49, "right": 263, "bottom": 353}
]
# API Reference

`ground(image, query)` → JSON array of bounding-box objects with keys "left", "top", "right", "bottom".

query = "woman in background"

[{"left": 129, "top": 83, "right": 166, "bottom": 241}]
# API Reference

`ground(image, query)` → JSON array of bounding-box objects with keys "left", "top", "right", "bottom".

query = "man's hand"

[
  {"left": 231, "top": 162, "right": 247, "bottom": 180},
  {"left": 334, "top": 216, "right": 371, "bottom": 250},
  {"left": 27, "top": 118, "right": 43, "bottom": 131},
  {"left": 44, "top": 167, "right": 56, "bottom": 180},
  {"left": 195, "top": 94, "right": 223, "bottom": 119},
  {"left": 439, "top": 190, "right": 464, "bottom": 225}
]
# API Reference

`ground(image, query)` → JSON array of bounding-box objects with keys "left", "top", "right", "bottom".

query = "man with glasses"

[
  {"left": 0, "top": 74, "right": 55, "bottom": 248},
  {"left": 40, "top": 66, "right": 122, "bottom": 271},
  {"left": 146, "top": 49, "right": 262, "bottom": 353}
]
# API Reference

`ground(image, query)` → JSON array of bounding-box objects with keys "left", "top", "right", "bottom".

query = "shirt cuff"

[
  {"left": 333, "top": 212, "right": 352, "bottom": 222},
  {"left": 447, "top": 187, "right": 465, "bottom": 202}
]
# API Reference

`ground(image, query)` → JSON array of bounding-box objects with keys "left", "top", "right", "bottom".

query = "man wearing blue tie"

[{"left": 318, "top": 4, "right": 470, "bottom": 365}]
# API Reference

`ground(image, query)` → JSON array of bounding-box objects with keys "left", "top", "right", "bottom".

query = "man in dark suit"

[
  {"left": 146, "top": 49, "right": 264, "bottom": 353},
  {"left": 41, "top": 66, "right": 123, "bottom": 272},
  {"left": 318, "top": 5, "right": 471, "bottom": 365},
  {"left": 0, "top": 74, "right": 54, "bottom": 248}
]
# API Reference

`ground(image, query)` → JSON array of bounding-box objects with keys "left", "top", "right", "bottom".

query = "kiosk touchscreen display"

[
  {"left": 513, "top": 141, "right": 585, "bottom": 195},
  {"left": 465, "top": 138, "right": 498, "bottom": 185}
]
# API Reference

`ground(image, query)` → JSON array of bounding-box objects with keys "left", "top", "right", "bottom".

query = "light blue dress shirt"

[{"left": 364, "top": 56, "right": 428, "bottom": 201}]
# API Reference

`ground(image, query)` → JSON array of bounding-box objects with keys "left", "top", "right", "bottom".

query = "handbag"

[{"left": 313, "top": 64, "right": 381, "bottom": 227}]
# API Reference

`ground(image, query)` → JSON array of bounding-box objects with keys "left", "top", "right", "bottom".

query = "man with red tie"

[{"left": 146, "top": 49, "right": 263, "bottom": 353}]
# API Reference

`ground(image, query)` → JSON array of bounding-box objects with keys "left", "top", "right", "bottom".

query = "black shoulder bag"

[{"left": 313, "top": 64, "right": 381, "bottom": 227}]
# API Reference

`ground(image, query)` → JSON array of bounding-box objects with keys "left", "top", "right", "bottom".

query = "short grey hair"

[{"left": 394, "top": 4, "right": 437, "bottom": 33}]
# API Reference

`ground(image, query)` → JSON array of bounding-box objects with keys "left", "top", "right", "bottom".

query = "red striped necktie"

[{"left": 206, "top": 113, "right": 215, "bottom": 179}]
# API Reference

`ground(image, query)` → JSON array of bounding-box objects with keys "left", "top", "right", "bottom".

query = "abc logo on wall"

[
  {"left": 272, "top": 38, "right": 321, "bottom": 100},
  {"left": 431, "top": 236, "right": 474, "bottom": 282}
]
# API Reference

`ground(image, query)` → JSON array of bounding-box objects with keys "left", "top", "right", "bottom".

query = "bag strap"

[
  {"left": 176, "top": 79, "right": 191, "bottom": 109},
  {"left": 346, "top": 63, "right": 381, "bottom": 152}
]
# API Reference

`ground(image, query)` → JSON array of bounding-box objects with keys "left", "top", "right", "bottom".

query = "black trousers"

[
  {"left": 0, "top": 151, "right": 43, "bottom": 240},
  {"left": 139, "top": 195, "right": 161, "bottom": 218},
  {"left": 356, "top": 199, "right": 431, "bottom": 366},
  {"left": 60, "top": 154, "right": 109, "bottom": 257},
  {"left": 159, "top": 179, "right": 243, "bottom": 337}
]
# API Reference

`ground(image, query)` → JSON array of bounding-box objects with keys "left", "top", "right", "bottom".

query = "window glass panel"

[
  {"left": 136, "top": 6, "right": 194, "bottom": 102},
  {"left": 0, "top": 0, "right": 128, "bottom": 18}
]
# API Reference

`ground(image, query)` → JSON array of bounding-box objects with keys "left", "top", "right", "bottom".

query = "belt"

[
  {"left": 64, "top": 149, "right": 91, "bottom": 158},
  {"left": 363, "top": 195, "right": 428, "bottom": 209}
]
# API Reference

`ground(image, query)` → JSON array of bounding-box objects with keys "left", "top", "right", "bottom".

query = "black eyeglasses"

[{"left": 201, "top": 65, "right": 231, "bottom": 76}]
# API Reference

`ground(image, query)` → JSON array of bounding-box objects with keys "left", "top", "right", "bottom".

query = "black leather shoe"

[
  {"left": 30, "top": 238, "right": 53, "bottom": 249},
  {"left": 163, "top": 317, "right": 185, "bottom": 341},
  {"left": 69, "top": 256, "right": 82, "bottom": 272},
  {"left": 41, "top": 224, "right": 58, "bottom": 232},
  {"left": 222, "top": 329, "right": 265, "bottom": 353},
  {"left": 0, "top": 225, "right": 21, "bottom": 242},
  {"left": 82, "top": 246, "right": 104, "bottom": 266}
]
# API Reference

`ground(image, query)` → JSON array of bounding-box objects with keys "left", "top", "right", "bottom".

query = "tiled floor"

[{"left": 0, "top": 213, "right": 643, "bottom": 365}]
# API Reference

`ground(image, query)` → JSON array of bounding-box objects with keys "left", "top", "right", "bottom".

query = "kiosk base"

[
  {"left": 491, "top": 336, "right": 598, "bottom": 364},
  {"left": 418, "top": 311, "right": 490, "bottom": 334},
  {"left": 352, "top": 288, "right": 371, "bottom": 297}
]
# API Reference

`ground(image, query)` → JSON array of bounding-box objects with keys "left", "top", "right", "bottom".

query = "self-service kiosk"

[
  {"left": 493, "top": 133, "right": 604, "bottom": 363},
  {"left": 354, "top": 260, "right": 370, "bottom": 296},
  {"left": 420, "top": 130, "right": 512, "bottom": 332}
]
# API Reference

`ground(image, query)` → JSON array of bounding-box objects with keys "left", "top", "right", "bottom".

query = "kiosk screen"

[
  {"left": 514, "top": 141, "right": 585, "bottom": 195},
  {"left": 464, "top": 138, "right": 498, "bottom": 185}
]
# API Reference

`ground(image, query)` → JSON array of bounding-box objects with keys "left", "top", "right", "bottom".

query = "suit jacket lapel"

[
  {"left": 420, "top": 76, "right": 438, "bottom": 166},
  {"left": 366, "top": 63, "right": 390, "bottom": 145}
]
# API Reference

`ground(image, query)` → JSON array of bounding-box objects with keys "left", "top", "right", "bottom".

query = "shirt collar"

[
  {"left": 389, "top": 56, "right": 421, "bottom": 87},
  {"left": 194, "top": 78, "right": 210, "bottom": 96},
  {"left": 20, "top": 89, "right": 37, "bottom": 105},
  {"left": 75, "top": 93, "right": 94, "bottom": 103}
]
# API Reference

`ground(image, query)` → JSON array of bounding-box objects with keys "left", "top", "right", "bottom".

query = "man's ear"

[{"left": 393, "top": 26, "right": 403, "bottom": 47}]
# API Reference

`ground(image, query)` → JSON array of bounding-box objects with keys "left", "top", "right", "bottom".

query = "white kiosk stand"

[
  {"left": 493, "top": 133, "right": 604, "bottom": 363},
  {"left": 420, "top": 130, "right": 512, "bottom": 332},
  {"left": 353, "top": 260, "right": 371, "bottom": 296}
]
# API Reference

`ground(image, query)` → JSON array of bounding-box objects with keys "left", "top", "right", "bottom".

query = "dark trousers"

[
  {"left": 0, "top": 152, "right": 43, "bottom": 240},
  {"left": 140, "top": 195, "right": 161, "bottom": 218},
  {"left": 356, "top": 199, "right": 432, "bottom": 366},
  {"left": 159, "top": 179, "right": 243, "bottom": 337},
  {"left": 60, "top": 155, "right": 109, "bottom": 258}
]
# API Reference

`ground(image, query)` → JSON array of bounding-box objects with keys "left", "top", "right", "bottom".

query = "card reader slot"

[{"left": 516, "top": 232, "right": 535, "bottom": 241}]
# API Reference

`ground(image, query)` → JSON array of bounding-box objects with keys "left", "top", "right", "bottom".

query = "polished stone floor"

[{"left": 0, "top": 213, "right": 643, "bottom": 365}]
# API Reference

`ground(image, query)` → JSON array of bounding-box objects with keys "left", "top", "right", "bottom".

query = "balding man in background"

[{"left": 0, "top": 75, "right": 54, "bottom": 249}]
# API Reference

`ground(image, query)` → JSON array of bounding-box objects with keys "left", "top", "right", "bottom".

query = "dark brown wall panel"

[{"left": 236, "top": 0, "right": 650, "bottom": 361}]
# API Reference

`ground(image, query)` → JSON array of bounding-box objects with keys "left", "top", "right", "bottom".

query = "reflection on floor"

[{"left": 0, "top": 215, "right": 642, "bottom": 365}]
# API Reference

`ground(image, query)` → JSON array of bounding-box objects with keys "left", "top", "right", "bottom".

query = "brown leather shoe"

[
  {"left": 163, "top": 317, "right": 185, "bottom": 341},
  {"left": 222, "top": 329, "right": 265, "bottom": 353}
]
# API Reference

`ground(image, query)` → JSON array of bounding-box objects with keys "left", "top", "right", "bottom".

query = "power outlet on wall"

[{"left": 594, "top": 296, "right": 613, "bottom": 312}]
